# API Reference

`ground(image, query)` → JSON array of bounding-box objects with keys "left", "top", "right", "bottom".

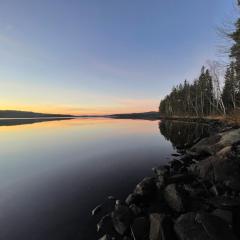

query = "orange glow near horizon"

[{"left": 1, "top": 99, "right": 159, "bottom": 115}]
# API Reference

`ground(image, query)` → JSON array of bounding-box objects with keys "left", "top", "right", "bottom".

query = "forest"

[{"left": 159, "top": 2, "right": 240, "bottom": 117}]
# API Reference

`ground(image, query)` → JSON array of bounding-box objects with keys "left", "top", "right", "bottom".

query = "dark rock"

[
  {"left": 97, "top": 214, "right": 114, "bottom": 234},
  {"left": 174, "top": 212, "right": 210, "bottom": 240},
  {"left": 163, "top": 184, "right": 185, "bottom": 212},
  {"left": 132, "top": 217, "right": 149, "bottom": 240},
  {"left": 111, "top": 205, "right": 132, "bottom": 235},
  {"left": 92, "top": 204, "right": 102, "bottom": 216},
  {"left": 207, "top": 196, "right": 240, "bottom": 210},
  {"left": 195, "top": 212, "right": 237, "bottom": 239},
  {"left": 174, "top": 212, "right": 238, "bottom": 240},
  {"left": 156, "top": 176, "right": 165, "bottom": 190},
  {"left": 129, "top": 204, "right": 142, "bottom": 216},
  {"left": 134, "top": 177, "right": 157, "bottom": 197},
  {"left": 149, "top": 214, "right": 177, "bottom": 240},
  {"left": 189, "top": 146, "right": 240, "bottom": 191},
  {"left": 172, "top": 153, "right": 181, "bottom": 157},
  {"left": 125, "top": 193, "right": 142, "bottom": 206},
  {"left": 211, "top": 209, "right": 232, "bottom": 224},
  {"left": 170, "top": 160, "right": 183, "bottom": 171},
  {"left": 167, "top": 174, "right": 194, "bottom": 184},
  {"left": 152, "top": 166, "right": 169, "bottom": 177}
]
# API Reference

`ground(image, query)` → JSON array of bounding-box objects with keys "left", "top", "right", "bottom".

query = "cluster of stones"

[{"left": 93, "top": 127, "right": 240, "bottom": 240}]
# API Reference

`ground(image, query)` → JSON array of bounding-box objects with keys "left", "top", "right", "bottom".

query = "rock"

[
  {"left": 170, "top": 160, "right": 183, "bottom": 171},
  {"left": 149, "top": 213, "right": 164, "bottom": 240},
  {"left": 149, "top": 214, "right": 177, "bottom": 240},
  {"left": 134, "top": 177, "right": 157, "bottom": 197},
  {"left": 172, "top": 153, "right": 181, "bottom": 157},
  {"left": 167, "top": 174, "right": 194, "bottom": 184},
  {"left": 207, "top": 196, "right": 240, "bottom": 210},
  {"left": 92, "top": 204, "right": 102, "bottom": 216},
  {"left": 195, "top": 212, "right": 237, "bottom": 239},
  {"left": 132, "top": 217, "right": 149, "bottom": 240},
  {"left": 97, "top": 214, "right": 114, "bottom": 234},
  {"left": 189, "top": 146, "right": 240, "bottom": 191},
  {"left": 212, "top": 209, "right": 232, "bottom": 224},
  {"left": 111, "top": 205, "right": 132, "bottom": 235},
  {"left": 129, "top": 204, "right": 142, "bottom": 216},
  {"left": 164, "top": 184, "right": 185, "bottom": 212},
  {"left": 153, "top": 166, "right": 169, "bottom": 177},
  {"left": 174, "top": 212, "right": 238, "bottom": 240},
  {"left": 125, "top": 193, "right": 142, "bottom": 206},
  {"left": 174, "top": 212, "right": 210, "bottom": 240},
  {"left": 190, "top": 128, "right": 240, "bottom": 157},
  {"left": 98, "top": 234, "right": 111, "bottom": 240}
]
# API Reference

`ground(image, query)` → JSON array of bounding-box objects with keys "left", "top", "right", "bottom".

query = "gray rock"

[
  {"left": 111, "top": 205, "right": 132, "bottom": 235},
  {"left": 164, "top": 184, "right": 185, "bottom": 212},
  {"left": 132, "top": 217, "right": 149, "bottom": 240},
  {"left": 149, "top": 213, "right": 165, "bottom": 240},
  {"left": 134, "top": 177, "right": 157, "bottom": 197}
]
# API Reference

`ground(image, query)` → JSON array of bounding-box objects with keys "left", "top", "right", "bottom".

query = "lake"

[{"left": 0, "top": 118, "right": 212, "bottom": 239}]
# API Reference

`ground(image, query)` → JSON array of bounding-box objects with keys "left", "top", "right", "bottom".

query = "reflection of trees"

[{"left": 159, "top": 120, "right": 212, "bottom": 150}]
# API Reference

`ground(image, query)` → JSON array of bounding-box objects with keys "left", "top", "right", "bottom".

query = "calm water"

[{"left": 0, "top": 118, "right": 211, "bottom": 240}]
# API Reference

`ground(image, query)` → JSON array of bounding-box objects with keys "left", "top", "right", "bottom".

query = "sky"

[{"left": 0, "top": 0, "right": 238, "bottom": 115}]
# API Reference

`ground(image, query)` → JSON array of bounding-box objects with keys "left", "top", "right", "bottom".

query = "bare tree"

[{"left": 207, "top": 60, "right": 226, "bottom": 115}]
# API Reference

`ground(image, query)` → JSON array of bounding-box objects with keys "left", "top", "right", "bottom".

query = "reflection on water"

[
  {"left": 0, "top": 118, "right": 211, "bottom": 239},
  {"left": 159, "top": 120, "right": 216, "bottom": 150},
  {"left": 0, "top": 117, "right": 74, "bottom": 126}
]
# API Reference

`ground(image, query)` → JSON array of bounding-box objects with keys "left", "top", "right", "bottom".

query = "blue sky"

[{"left": 0, "top": 0, "right": 237, "bottom": 114}]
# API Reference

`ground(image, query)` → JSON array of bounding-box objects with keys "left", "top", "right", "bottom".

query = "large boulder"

[
  {"left": 189, "top": 145, "right": 240, "bottom": 191},
  {"left": 163, "top": 184, "right": 186, "bottom": 212},
  {"left": 134, "top": 177, "right": 157, "bottom": 197},
  {"left": 190, "top": 128, "right": 240, "bottom": 157},
  {"left": 174, "top": 212, "right": 238, "bottom": 240}
]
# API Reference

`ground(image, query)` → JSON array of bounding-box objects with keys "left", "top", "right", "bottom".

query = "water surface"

[{"left": 0, "top": 118, "right": 210, "bottom": 239}]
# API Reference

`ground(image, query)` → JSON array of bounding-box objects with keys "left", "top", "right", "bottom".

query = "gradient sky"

[{"left": 0, "top": 0, "right": 237, "bottom": 115}]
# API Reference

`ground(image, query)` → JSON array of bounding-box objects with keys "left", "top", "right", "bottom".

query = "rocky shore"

[{"left": 92, "top": 125, "right": 240, "bottom": 240}]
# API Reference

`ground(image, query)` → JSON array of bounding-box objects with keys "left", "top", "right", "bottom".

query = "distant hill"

[
  {"left": 0, "top": 110, "right": 74, "bottom": 118},
  {"left": 109, "top": 111, "right": 160, "bottom": 120}
]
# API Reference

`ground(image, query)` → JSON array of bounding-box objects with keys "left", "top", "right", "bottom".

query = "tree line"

[{"left": 159, "top": 1, "right": 240, "bottom": 117}]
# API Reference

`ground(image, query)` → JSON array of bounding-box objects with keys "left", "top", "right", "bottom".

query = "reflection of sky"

[
  {"left": 0, "top": 118, "right": 174, "bottom": 239},
  {"left": 0, "top": 0, "right": 236, "bottom": 114}
]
